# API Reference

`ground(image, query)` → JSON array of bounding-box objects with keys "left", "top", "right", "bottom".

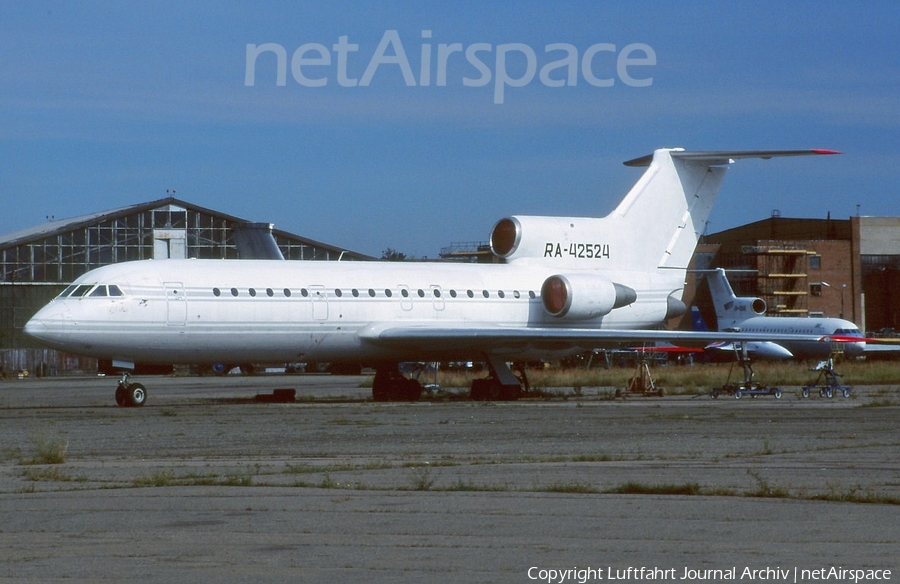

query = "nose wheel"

[{"left": 114, "top": 372, "right": 147, "bottom": 407}]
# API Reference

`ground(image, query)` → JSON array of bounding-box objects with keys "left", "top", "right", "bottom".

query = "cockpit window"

[
  {"left": 835, "top": 328, "right": 862, "bottom": 337},
  {"left": 72, "top": 284, "right": 94, "bottom": 297},
  {"left": 58, "top": 285, "right": 78, "bottom": 298},
  {"left": 85, "top": 285, "right": 126, "bottom": 298}
]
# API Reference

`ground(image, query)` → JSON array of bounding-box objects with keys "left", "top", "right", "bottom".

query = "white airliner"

[
  {"left": 704, "top": 268, "right": 865, "bottom": 360},
  {"left": 24, "top": 148, "right": 839, "bottom": 406}
]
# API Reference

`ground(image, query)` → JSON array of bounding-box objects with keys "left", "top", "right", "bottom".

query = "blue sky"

[{"left": 1, "top": 1, "right": 898, "bottom": 258}]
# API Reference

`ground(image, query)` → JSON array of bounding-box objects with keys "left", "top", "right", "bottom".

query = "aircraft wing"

[{"left": 358, "top": 323, "right": 828, "bottom": 353}]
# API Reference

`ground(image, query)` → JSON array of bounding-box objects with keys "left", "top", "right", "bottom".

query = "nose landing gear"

[{"left": 114, "top": 372, "right": 147, "bottom": 407}]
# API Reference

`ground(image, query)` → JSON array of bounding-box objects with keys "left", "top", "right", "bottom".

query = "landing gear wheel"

[
  {"left": 372, "top": 366, "right": 422, "bottom": 402},
  {"left": 115, "top": 385, "right": 127, "bottom": 406},
  {"left": 126, "top": 383, "right": 147, "bottom": 407},
  {"left": 470, "top": 378, "right": 491, "bottom": 401}
]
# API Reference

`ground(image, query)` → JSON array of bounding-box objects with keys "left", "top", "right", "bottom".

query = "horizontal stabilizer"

[{"left": 624, "top": 149, "right": 841, "bottom": 168}]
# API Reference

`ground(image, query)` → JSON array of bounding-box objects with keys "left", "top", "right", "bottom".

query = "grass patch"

[
  {"left": 133, "top": 469, "right": 256, "bottom": 488},
  {"left": 425, "top": 361, "right": 900, "bottom": 393},
  {"left": 810, "top": 490, "right": 900, "bottom": 505},
  {"left": 407, "top": 466, "right": 437, "bottom": 491},
  {"left": 545, "top": 482, "right": 601, "bottom": 494},
  {"left": 745, "top": 470, "right": 791, "bottom": 498},
  {"left": 606, "top": 481, "right": 702, "bottom": 496},
  {"left": 23, "top": 466, "right": 73, "bottom": 482},
  {"left": 445, "top": 479, "right": 509, "bottom": 492},
  {"left": 24, "top": 434, "right": 69, "bottom": 465},
  {"left": 284, "top": 461, "right": 393, "bottom": 474},
  {"left": 134, "top": 470, "right": 176, "bottom": 487}
]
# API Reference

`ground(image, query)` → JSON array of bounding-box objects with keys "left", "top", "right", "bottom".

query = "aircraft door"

[
  {"left": 309, "top": 285, "right": 328, "bottom": 320},
  {"left": 165, "top": 282, "right": 187, "bottom": 326},
  {"left": 398, "top": 285, "right": 413, "bottom": 311},
  {"left": 430, "top": 285, "right": 445, "bottom": 311}
]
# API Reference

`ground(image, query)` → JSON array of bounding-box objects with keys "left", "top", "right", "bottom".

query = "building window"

[
  {"left": 809, "top": 255, "right": 821, "bottom": 269},
  {"left": 810, "top": 284, "right": 822, "bottom": 297}
]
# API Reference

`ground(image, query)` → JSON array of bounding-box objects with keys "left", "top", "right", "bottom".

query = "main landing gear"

[
  {"left": 372, "top": 364, "right": 423, "bottom": 402},
  {"left": 371, "top": 358, "right": 529, "bottom": 402},
  {"left": 114, "top": 371, "right": 147, "bottom": 407},
  {"left": 469, "top": 357, "right": 527, "bottom": 401}
]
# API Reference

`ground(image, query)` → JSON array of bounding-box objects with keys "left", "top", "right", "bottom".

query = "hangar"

[{"left": 0, "top": 197, "right": 371, "bottom": 375}]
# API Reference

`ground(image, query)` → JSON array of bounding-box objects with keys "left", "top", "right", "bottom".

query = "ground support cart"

[
  {"left": 802, "top": 358, "right": 851, "bottom": 398},
  {"left": 710, "top": 342, "right": 781, "bottom": 399},
  {"left": 711, "top": 384, "right": 782, "bottom": 399}
]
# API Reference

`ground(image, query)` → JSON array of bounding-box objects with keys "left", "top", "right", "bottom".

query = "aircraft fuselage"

[{"left": 24, "top": 258, "right": 676, "bottom": 366}]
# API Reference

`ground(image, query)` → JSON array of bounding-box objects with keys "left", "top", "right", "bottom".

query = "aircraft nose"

[
  {"left": 844, "top": 341, "right": 866, "bottom": 357},
  {"left": 24, "top": 302, "right": 72, "bottom": 347}
]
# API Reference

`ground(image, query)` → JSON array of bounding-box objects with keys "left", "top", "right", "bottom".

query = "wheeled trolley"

[
  {"left": 711, "top": 384, "right": 782, "bottom": 399},
  {"left": 801, "top": 358, "right": 851, "bottom": 399}
]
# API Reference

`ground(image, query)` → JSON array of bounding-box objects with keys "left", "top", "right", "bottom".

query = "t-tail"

[
  {"left": 489, "top": 148, "right": 839, "bottom": 276},
  {"left": 707, "top": 268, "right": 767, "bottom": 331}
]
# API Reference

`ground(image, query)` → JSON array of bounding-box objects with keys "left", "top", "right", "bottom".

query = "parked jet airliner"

[
  {"left": 705, "top": 268, "right": 865, "bottom": 360},
  {"left": 24, "top": 148, "right": 839, "bottom": 406}
]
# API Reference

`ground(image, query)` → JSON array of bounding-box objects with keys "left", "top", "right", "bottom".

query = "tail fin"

[
  {"left": 706, "top": 268, "right": 767, "bottom": 330},
  {"left": 613, "top": 148, "right": 726, "bottom": 271},
  {"left": 616, "top": 148, "right": 840, "bottom": 272},
  {"left": 492, "top": 148, "right": 838, "bottom": 273}
]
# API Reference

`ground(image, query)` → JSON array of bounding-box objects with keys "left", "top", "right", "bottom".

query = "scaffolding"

[{"left": 742, "top": 245, "right": 813, "bottom": 315}]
